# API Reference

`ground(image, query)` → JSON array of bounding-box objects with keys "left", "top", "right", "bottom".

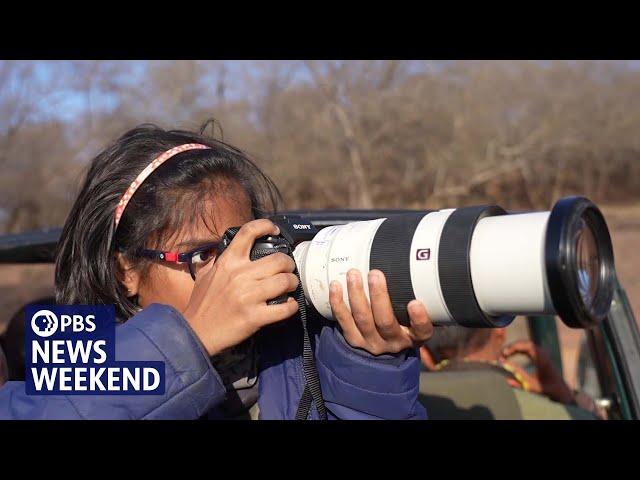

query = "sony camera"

[{"left": 217, "top": 196, "right": 616, "bottom": 330}]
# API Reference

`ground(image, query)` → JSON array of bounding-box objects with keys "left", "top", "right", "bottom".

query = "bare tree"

[{"left": 2, "top": 60, "right": 640, "bottom": 234}]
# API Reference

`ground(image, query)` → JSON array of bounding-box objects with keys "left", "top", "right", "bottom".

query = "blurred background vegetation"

[
  {"left": 1, "top": 60, "right": 638, "bottom": 386},
  {"left": 1, "top": 60, "right": 640, "bottom": 233}
]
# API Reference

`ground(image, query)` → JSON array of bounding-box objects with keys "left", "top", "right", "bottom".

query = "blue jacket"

[{"left": 0, "top": 304, "right": 426, "bottom": 420}]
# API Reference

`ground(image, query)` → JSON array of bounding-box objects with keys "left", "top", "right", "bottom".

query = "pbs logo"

[{"left": 31, "top": 310, "right": 59, "bottom": 338}]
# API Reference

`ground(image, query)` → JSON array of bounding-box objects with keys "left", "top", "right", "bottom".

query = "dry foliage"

[{"left": 1, "top": 60, "right": 639, "bottom": 233}]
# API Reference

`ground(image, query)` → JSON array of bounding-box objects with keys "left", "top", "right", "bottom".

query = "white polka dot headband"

[{"left": 114, "top": 143, "right": 211, "bottom": 228}]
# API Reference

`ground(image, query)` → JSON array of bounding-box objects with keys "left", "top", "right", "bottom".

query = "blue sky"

[
  {"left": 8, "top": 60, "right": 640, "bottom": 125},
  {"left": 24, "top": 61, "right": 306, "bottom": 122}
]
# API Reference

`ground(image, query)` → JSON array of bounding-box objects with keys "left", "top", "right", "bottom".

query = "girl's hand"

[
  {"left": 329, "top": 269, "right": 433, "bottom": 355},
  {"left": 182, "top": 219, "right": 300, "bottom": 356}
]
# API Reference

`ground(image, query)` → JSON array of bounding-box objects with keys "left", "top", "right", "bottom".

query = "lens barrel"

[{"left": 291, "top": 196, "right": 616, "bottom": 330}]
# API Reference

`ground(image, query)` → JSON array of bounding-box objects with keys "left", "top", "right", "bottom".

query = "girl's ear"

[{"left": 115, "top": 252, "right": 141, "bottom": 297}]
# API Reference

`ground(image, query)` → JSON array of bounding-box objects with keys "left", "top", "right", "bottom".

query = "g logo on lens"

[
  {"left": 31, "top": 309, "right": 59, "bottom": 338},
  {"left": 416, "top": 248, "right": 431, "bottom": 260}
]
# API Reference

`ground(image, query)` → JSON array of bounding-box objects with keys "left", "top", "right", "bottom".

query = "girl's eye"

[{"left": 191, "top": 248, "right": 216, "bottom": 264}]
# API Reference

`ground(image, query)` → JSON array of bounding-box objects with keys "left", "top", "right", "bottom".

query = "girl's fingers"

[
  {"left": 346, "top": 269, "right": 379, "bottom": 341},
  {"left": 329, "top": 271, "right": 431, "bottom": 355},
  {"left": 253, "top": 273, "right": 299, "bottom": 302},
  {"left": 368, "top": 270, "right": 403, "bottom": 340},
  {"left": 228, "top": 219, "right": 280, "bottom": 259},
  {"left": 257, "top": 296, "right": 300, "bottom": 326},
  {"left": 407, "top": 299, "right": 433, "bottom": 343},
  {"left": 329, "top": 280, "right": 366, "bottom": 346},
  {"left": 250, "top": 252, "right": 297, "bottom": 279}
]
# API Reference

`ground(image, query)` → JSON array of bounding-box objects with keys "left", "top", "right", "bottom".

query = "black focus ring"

[
  {"left": 370, "top": 214, "right": 426, "bottom": 326},
  {"left": 438, "top": 205, "right": 512, "bottom": 327}
]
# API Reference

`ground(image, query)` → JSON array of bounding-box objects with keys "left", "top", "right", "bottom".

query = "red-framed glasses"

[{"left": 134, "top": 241, "right": 220, "bottom": 281}]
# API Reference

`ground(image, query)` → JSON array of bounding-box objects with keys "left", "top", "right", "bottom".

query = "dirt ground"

[{"left": 1, "top": 203, "right": 638, "bottom": 390}]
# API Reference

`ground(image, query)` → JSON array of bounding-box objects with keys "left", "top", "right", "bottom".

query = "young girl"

[{"left": 0, "top": 122, "right": 432, "bottom": 419}]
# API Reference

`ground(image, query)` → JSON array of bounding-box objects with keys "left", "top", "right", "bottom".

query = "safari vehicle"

[{"left": 1, "top": 210, "right": 639, "bottom": 420}]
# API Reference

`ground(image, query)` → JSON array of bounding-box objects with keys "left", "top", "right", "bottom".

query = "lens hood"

[{"left": 545, "top": 197, "right": 615, "bottom": 328}]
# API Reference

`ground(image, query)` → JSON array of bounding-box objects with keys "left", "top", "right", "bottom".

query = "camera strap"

[
  {"left": 293, "top": 266, "right": 327, "bottom": 420},
  {"left": 216, "top": 226, "right": 327, "bottom": 420}
]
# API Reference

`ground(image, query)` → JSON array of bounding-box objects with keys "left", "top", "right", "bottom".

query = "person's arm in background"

[
  {"left": 315, "top": 269, "right": 431, "bottom": 420},
  {"left": 500, "top": 340, "right": 607, "bottom": 419},
  {"left": 0, "top": 304, "right": 226, "bottom": 420}
]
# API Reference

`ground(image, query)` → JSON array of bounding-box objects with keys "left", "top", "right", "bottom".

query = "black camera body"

[{"left": 216, "top": 215, "right": 318, "bottom": 305}]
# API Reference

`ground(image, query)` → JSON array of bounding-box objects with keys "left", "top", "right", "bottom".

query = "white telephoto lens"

[{"left": 292, "top": 196, "right": 615, "bottom": 329}]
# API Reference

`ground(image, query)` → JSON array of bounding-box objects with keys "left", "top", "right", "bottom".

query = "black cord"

[
  {"left": 293, "top": 266, "right": 327, "bottom": 420},
  {"left": 216, "top": 227, "right": 327, "bottom": 420}
]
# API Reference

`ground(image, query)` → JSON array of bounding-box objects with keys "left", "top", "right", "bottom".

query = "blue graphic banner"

[{"left": 25, "top": 305, "right": 165, "bottom": 395}]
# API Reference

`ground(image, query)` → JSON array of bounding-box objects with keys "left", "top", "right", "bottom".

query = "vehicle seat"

[
  {"left": 419, "top": 369, "right": 523, "bottom": 419},
  {"left": 418, "top": 370, "right": 597, "bottom": 420}
]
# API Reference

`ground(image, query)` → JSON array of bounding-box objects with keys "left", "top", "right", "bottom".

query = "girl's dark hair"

[{"left": 55, "top": 121, "right": 282, "bottom": 319}]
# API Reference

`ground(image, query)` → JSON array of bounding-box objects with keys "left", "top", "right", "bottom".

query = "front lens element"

[{"left": 574, "top": 217, "right": 601, "bottom": 310}]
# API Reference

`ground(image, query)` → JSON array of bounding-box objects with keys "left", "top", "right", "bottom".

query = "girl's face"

[{"left": 119, "top": 181, "right": 254, "bottom": 314}]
